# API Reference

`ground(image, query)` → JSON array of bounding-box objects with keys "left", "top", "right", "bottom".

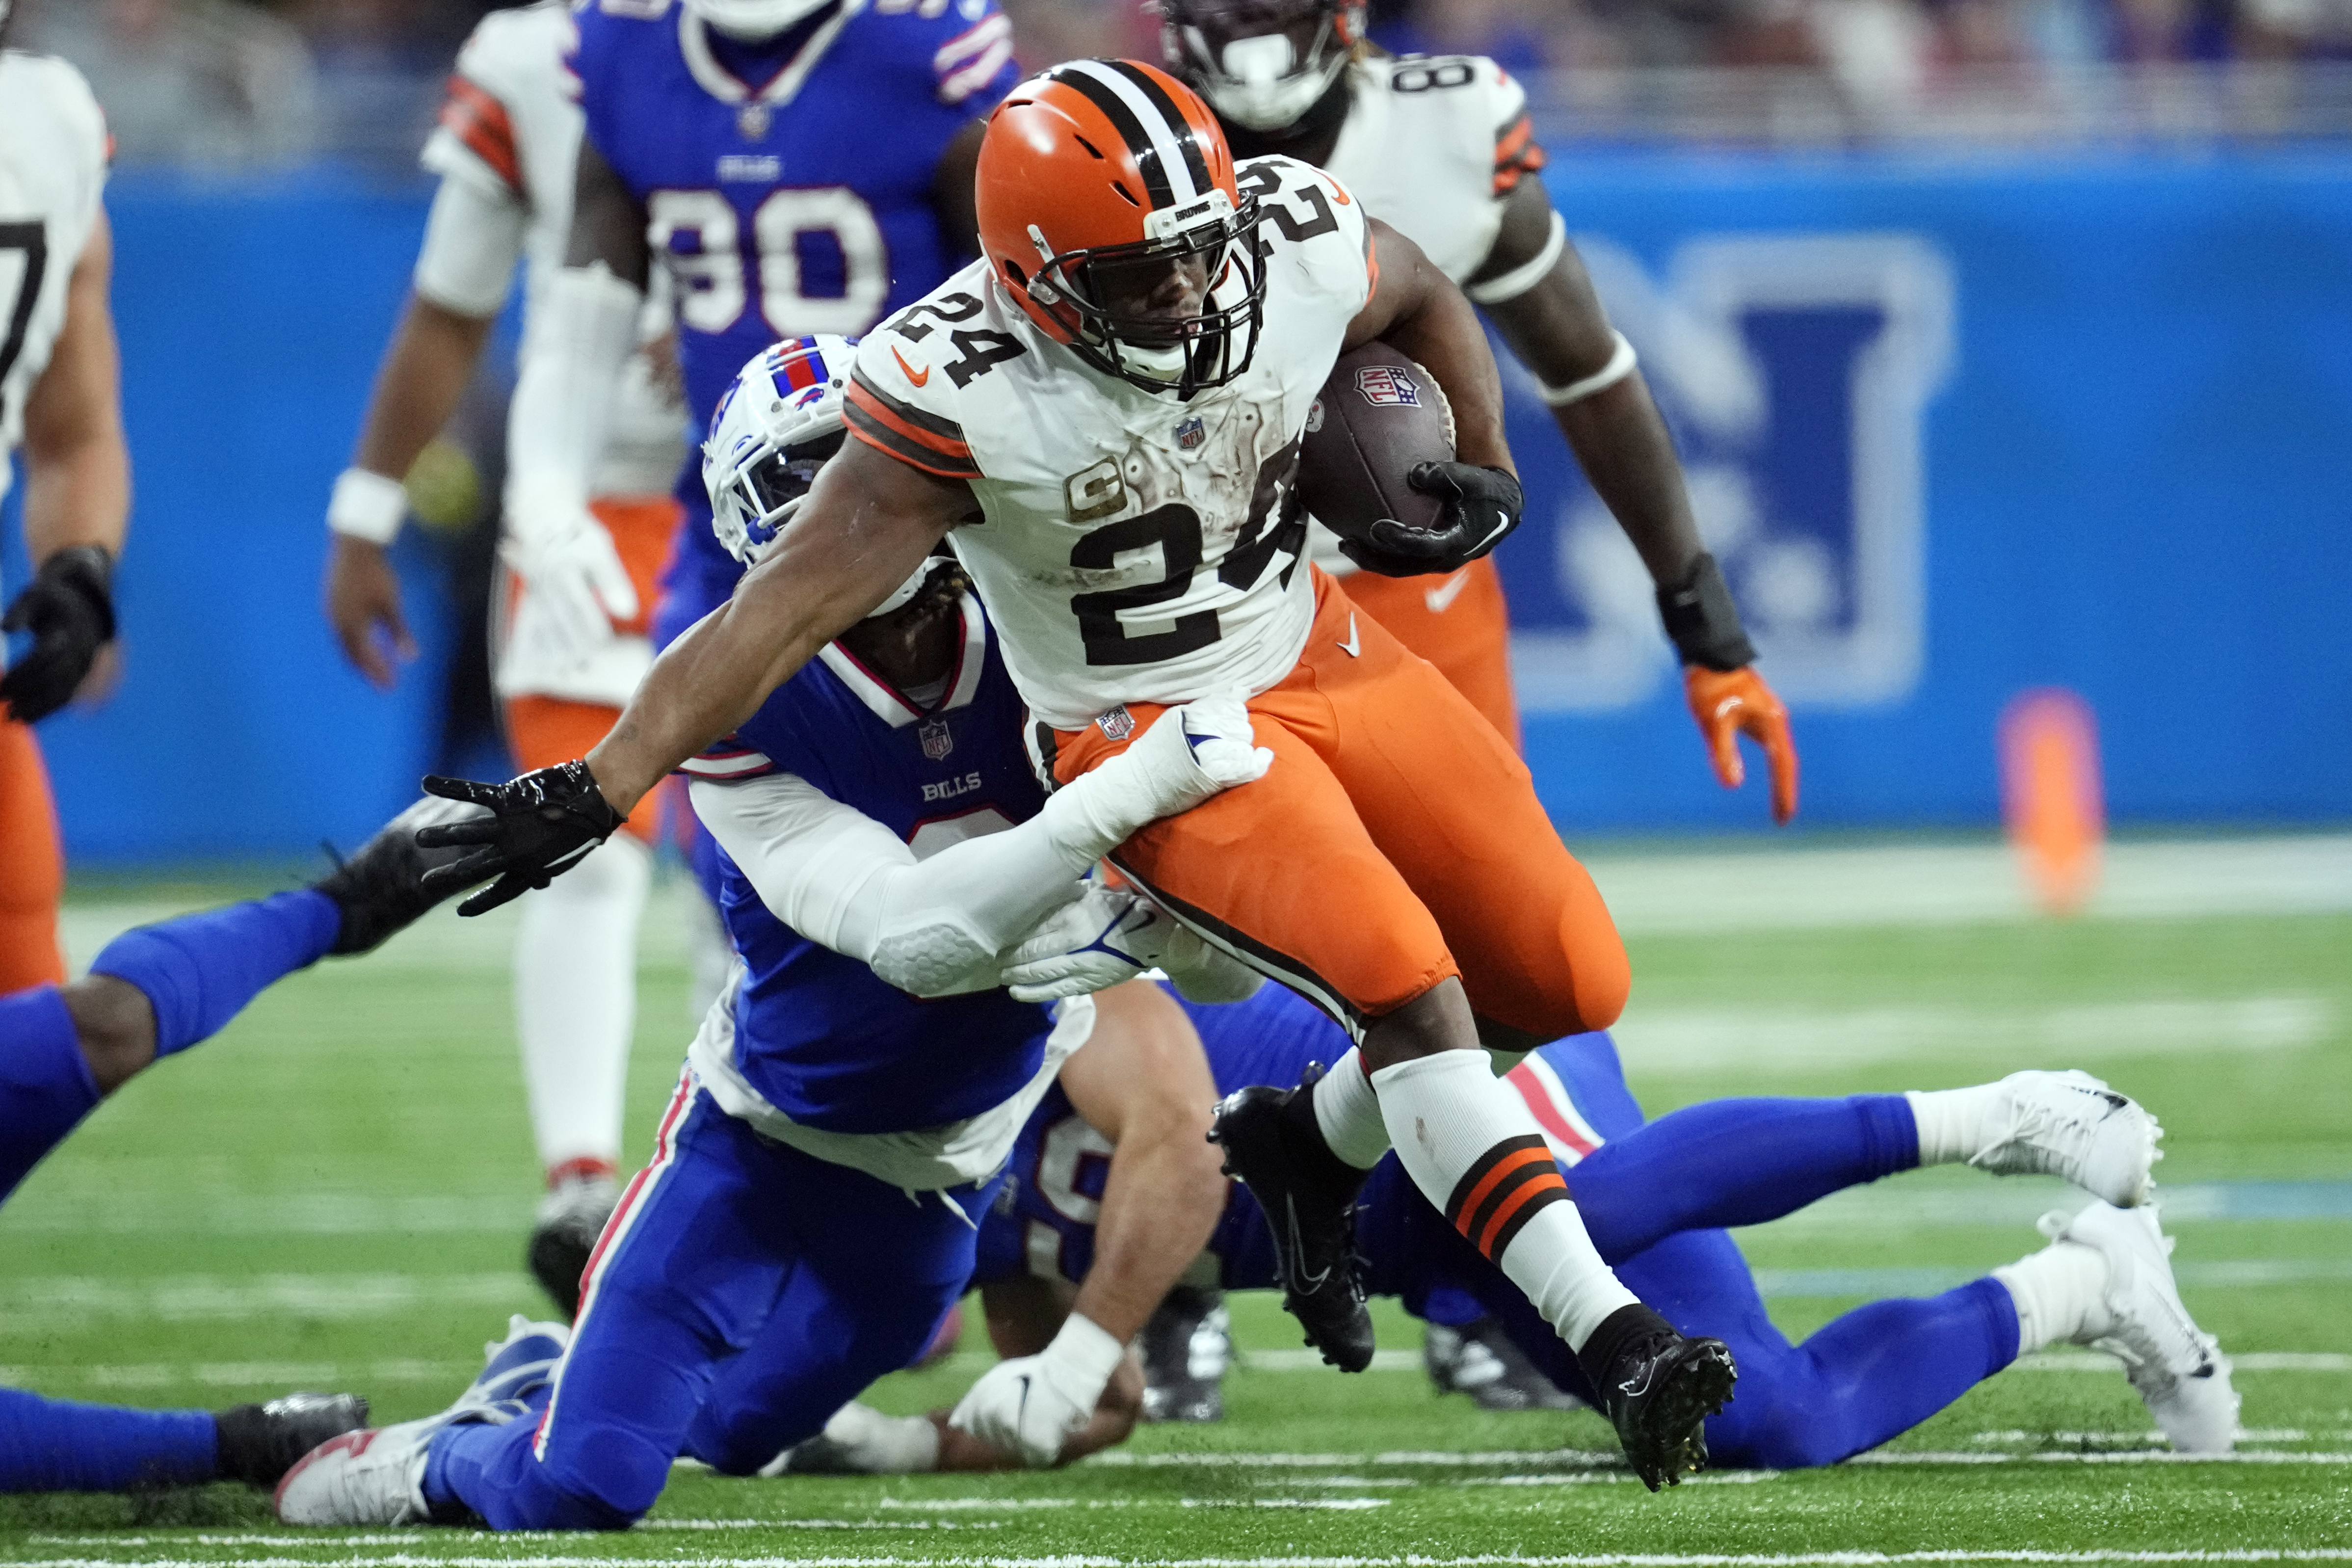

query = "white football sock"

[
  {"left": 1371, "top": 1049, "right": 1638, "bottom": 1350},
  {"left": 514, "top": 833, "right": 650, "bottom": 1175},
  {"left": 1906, "top": 1083, "right": 2007, "bottom": 1167},
  {"left": 1993, "top": 1238, "right": 2113, "bottom": 1354},
  {"left": 679, "top": 875, "right": 736, "bottom": 1026},
  {"left": 1311, "top": 1050, "right": 1390, "bottom": 1170}
]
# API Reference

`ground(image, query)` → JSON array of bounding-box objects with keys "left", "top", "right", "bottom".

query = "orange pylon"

[{"left": 1999, "top": 688, "right": 2105, "bottom": 917}]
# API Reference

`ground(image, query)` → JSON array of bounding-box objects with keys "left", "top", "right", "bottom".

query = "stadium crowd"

[{"left": 8, "top": 0, "right": 2350, "bottom": 172}]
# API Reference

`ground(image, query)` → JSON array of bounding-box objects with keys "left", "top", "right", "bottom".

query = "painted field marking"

[
  {"left": 18, "top": 1550, "right": 2352, "bottom": 1568},
  {"left": 0, "top": 1273, "right": 526, "bottom": 1327}
]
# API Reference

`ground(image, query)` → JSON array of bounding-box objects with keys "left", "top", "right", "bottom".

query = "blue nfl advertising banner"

[{"left": 10, "top": 152, "right": 2352, "bottom": 860}]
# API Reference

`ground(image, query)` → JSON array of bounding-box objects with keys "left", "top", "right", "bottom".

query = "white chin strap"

[
  {"left": 1194, "top": 30, "right": 1345, "bottom": 132},
  {"left": 1115, "top": 339, "right": 1192, "bottom": 384},
  {"left": 866, "top": 560, "right": 937, "bottom": 620},
  {"left": 687, "top": 0, "right": 835, "bottom": 40}
]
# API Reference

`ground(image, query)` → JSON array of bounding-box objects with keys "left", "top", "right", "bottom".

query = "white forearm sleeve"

[
  {"left": 691, "top": 767, "right": 1167, "bottom": 999},
  {"left": 505, "top": 262, "right": 644, "bottom": 524},
  {"left": 412, "top": 171, "right": 528, "bottom": 319}
]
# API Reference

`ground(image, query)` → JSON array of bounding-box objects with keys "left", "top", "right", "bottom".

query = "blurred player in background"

[
  {"left": 776, "top": 979, "right": 2237, "bottom": 1474},
  {"left": 273, "top": 344, "right": 1266, "bottom": 1531},
  {"left": 320, "top": 0, "right": 691, "bottom": 1313},
  {"left": 0, "top": 22, "right": 127, "bottom": 991},
  {"left": 1160, "top": 0, "right": 1797, "bottom": 807},
  {"left": 502, "top": 0, "right": 1018, "bottom": 706},
  {"left": 0, "top": 797, "right": 475, "bottom": 1494}
]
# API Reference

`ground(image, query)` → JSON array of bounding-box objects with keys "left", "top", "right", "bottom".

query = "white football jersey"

[
  {"left": 421, "top": 0, "right": 682, "bottom": 499},
  {"left": 0, "top": 51, "right": 110, "bottom": 510},
  {"left": 1307, "top": 53, "right": 1546, "bottom": 577},
  {"left": 846, "top": 155, "right": 1375, "bottom": 732}
]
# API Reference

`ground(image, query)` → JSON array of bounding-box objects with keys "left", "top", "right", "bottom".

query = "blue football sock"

[
  {"left": 1705, "top": 1276, "right": 2020, "bottom": 1469},
  {"left": 0, "top": 986, "right": 101, "bottom": 1205},
  {"left": 87, "top": 890, "right": 342, "bottom": 1059},
  {"left": 1566, "top": 1094, "right": 1918, "bottom": 1262},
  {"left": 0, "top": 1386, "right": 218, "bottom": 1493}
]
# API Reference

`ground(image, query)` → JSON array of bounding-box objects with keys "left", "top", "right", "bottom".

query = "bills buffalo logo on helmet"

[{"left": 1355, "top": 366, "right": 1421, "bottom": 407}]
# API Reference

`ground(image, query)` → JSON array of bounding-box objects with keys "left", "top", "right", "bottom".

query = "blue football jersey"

[
  {"left": 971, "top": 984, "right": 1643, "bottom": 1295},
  {"left": 570, "top": 0, "right": 1015, "bottom": 440},
  {"left": 571, "top": 0, "right": 1019, "bottom": 628},
  {"left": 683, "top": 590, "right": 1053, "bottom": 1136}
]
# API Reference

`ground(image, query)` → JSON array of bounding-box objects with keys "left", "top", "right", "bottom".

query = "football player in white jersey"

[
  {"left": 1161, "top": 0, "right": 1798, "bottom": 804},
  {"left": 0, "top": 30, "right": 128, "bottom": 993},
  {"left": 420, "top": 59, "right": 1738, "bottom": 1490},
  {"left": 318, "top": 0, "right": 691, "bottom": 1315}
]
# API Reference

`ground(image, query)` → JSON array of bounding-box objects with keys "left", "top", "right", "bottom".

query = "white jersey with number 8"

[{"left": 845, "top": 154, "right": 1375, "bottom": 732}]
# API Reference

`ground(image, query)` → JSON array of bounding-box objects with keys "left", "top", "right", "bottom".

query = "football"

[{"left": 1295, "top": 342, "right": 1457, "bottom": 549}]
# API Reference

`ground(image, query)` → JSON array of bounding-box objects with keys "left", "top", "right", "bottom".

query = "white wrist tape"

[
  {"left": 327, "top": 467, "right": 408, "bottom": 545},
  {"left": 1540, "top": 329, "right": 1638, "bottom": 407},
  {"left": 1042, "top": 1312, "right": 1127, "bottom": 1407},
  {"left": 1464, "top": 210, "right": 1566, "bottom": 306}
]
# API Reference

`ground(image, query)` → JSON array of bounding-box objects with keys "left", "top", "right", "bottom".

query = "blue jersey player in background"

[
  {"left": 771, "top": 978, "right": 2240, "bottom": 1475},
  {"left": 274, "top": 342, "right": 1274, "bottom": 1531},
  {"left": 503, "top": 0, "right": 1020, "bottom": 662}
]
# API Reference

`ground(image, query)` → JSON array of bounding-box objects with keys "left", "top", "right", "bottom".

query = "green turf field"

[{"left": 4, "top": 838, "right": 2349, "bottom": 1563}]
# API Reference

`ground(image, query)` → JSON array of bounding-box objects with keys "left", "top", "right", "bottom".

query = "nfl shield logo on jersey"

[
  {"left": 1175, "top": 417, "right": 1206, "bottom": 450},
  {"left": 919, "top": 716, "right": 954, "bottom": 762},
  {"left": 1096, "top": 706, "right": 1135, "bottom": 741},
  {"left": 1355, "top": 366, "right": 1421, "bottom": 407}
]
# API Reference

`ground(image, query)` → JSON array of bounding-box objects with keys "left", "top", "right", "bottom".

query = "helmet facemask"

[
  {"left": 1161, "top": 0, "right": 1359, "bottom": 133},
  {"left": 1022, "top": 186, "right": 1268, "bottom": 398}
]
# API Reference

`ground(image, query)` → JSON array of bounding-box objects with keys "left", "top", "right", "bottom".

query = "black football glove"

[
  {"left": 1335, "top": 463, "right": 1524, "bottom": 579},
  {"left": 1, "top": 546, "right": 116, "bottom": 723},
  {"left": 414, "top": 760, "right": 626, "bottom": 916}
]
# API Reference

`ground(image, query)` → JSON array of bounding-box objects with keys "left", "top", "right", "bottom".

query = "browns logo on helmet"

[
  {"left": 1158, "top": 0, "right": 1365, "bottom": 135},
  {"left": 975, "top": 59, "right": 1268, "bottom": 398}
]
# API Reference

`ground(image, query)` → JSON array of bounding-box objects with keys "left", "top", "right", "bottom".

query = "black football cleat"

[
  {"left": 1139, "top": 1285, "right": 1231, "bottom": 1423},
  {"left": 1426, "top": 1315, "right": 1583, "bottom": 1411},
  {"left": 1208, "top": 1075, "right": 1376, "bottom": 1373},
  {"left": 214, "top": 1391, "right": 370, "bottom": 1488},
  {"left": 527, "top": 1171, "right": 618, "bottom": 1319},
  {"left": 314, "top": 796, "right": 486, "bottom": 956},
  {"left": 1579, "top": 1304, "right": 1737, "bottom": 1491}
]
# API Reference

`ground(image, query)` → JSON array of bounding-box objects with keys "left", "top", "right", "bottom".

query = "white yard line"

[{"left": 18, "top": 1549, "right": 2352, "bottom": 1568}]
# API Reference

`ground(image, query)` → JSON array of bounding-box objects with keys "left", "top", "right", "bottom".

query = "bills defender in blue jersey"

[
  {"left": 274, "top": 341, "right": 1271, "bottom": 1531},
  {"left": 499, "top": 0, "right": 1022, "bottom": 671},
  {"left": 0, "top": 801, "right": 487, "bottom": 1493},
  {"left": 774, "top": 979, "right": 2240, "bottom": 1475}
]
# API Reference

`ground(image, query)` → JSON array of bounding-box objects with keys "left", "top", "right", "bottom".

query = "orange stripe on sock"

[
  {"left": 1450, "top": 1145, "right": 1553, "bottom": 1237},
  {"left": 1476, "top": 1168, "right": 1567, "bottom": 1258}
]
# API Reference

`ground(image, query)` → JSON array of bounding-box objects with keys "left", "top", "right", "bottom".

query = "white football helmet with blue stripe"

[{"left": 704, "top": 336, "right": 934, "bottom": 618}]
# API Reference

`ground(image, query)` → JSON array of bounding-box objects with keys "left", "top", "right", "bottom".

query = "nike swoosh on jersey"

[
  {"left": 892, "top": 346, "right": 931, "bottom": 387},
  {"left": 1338, "top": 612, "right": 1361, "bottom": 659},
  {"left": 1424, "top": 570, "right": 1472, "bottom": 614}
]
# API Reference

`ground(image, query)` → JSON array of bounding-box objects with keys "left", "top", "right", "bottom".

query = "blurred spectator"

[
  {"left": 281, "top": 0, "right": 485, "bottom": 170},
  {"left": 15, "top": 0, "right": 320, "bottom": 165}
]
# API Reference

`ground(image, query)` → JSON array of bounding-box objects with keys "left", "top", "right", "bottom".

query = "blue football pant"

[
  {"left": 1413, "top": 1093, "right": 2019, "bottom": 1467},
  {"left": 425, "top": 1069, "right": 999, "bottom": 1530}
]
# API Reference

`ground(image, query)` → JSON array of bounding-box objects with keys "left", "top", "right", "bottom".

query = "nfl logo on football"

[
  {"left": 1355, "top": 366, "right": 1420, "bottom": 407},
  {"left": 919, "top": 717, "right": 954, "bottom": 762},
  {"left": 1175, "top": 416, "right": 1206, "bottom": 450}
]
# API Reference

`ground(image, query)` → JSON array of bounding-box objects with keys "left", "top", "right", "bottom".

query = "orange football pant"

[
  {"left": 498, "top": 495, "right": 683, "bottom": 847},
  {"left": 1044, "top": 569, "right": 1625, "bottom": 1036},
  {"left": 1337, "top": 557, "right": 1520, "bottom": 751},
  {"left": 0, "top": 719, "right": 67, "bottom": 990}
]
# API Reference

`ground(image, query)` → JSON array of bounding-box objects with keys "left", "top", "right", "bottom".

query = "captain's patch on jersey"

[{"left": 1355, "top": 366, "right": 1422, "bottom": 407}]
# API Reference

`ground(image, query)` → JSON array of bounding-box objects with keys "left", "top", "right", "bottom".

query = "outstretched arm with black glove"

[{"left": 3, "top": 208, "right": 128, "bottom": 725}]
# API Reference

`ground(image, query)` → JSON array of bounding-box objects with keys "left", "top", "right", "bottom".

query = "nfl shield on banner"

[{"left": 919, "top": 717, "right": 954, "bottom": 761}]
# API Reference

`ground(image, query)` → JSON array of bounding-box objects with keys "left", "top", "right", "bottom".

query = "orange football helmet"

[{"left": 976, "top": 59, "right": 1268, "bottom": 396}]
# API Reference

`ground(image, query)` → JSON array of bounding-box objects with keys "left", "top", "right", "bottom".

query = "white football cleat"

[
  {"left": 2042, "top": 1200, "right": 2238, "bottom": 1452},
  {"left": 275, "top": 1315, "right": 571, "bottom": 1526},
  {"left": 1973, "top": 1070, "right": 2161, "bottom": 1206}
]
